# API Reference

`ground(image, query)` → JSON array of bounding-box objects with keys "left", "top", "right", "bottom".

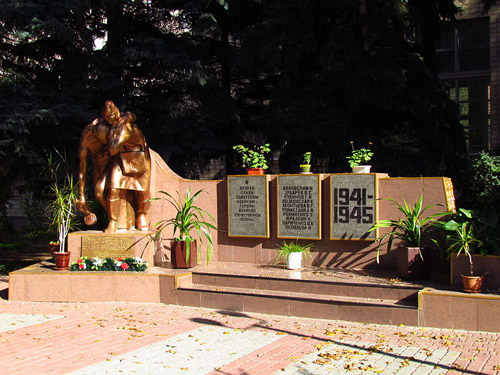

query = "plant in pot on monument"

[
  {"left": 275, "top": 240, "right": 313, "bottom": 270},
  {"left": 346, "top": 141, "right": 373, "bottom": 173},
  {"left": 46, "top": 151, "right": 78, "bottom": 270},
  {"left": 151, "top": 189, "right": 216, "bottom": 269},
  {"left": 300, "top": 152, "right": 312, "bottom": 174},
  {"left": 233, "top": 143, "right": 271, "bottom": 175},
  {"left": 439, "top": 208, "right": 484, "bottom": 293},
  {"left": 368, "top": 194, "right": 442, "bottom": 279}
]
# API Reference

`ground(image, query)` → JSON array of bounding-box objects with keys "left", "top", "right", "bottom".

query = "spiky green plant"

[
  {"left": 46, "top": 150, "right": 78, "bottom": 253},
  {"left": 150, "top": 189, "right": 216, "bottom": 265},
  {"left": 368, "top": 194, "right": 443, "bottom": 263},
  {"left": 275, "top": 240, "right": 314, "bottom": 265}
]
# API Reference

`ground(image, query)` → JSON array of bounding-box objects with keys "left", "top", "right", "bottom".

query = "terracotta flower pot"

[
  {"left": 247, "top": 168, "right": 264, "bottom": 175},
  {"left": 462, "top": 275, "right": 483, "bottom": 293},
  {"left": 53, "top": 252, "right": 71, "bottom": 270}
]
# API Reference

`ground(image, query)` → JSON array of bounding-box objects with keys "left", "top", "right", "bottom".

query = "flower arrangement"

[
  {"left": 69, "top": 257, "right": 148, "bottom": 272},
  {"left": 233, "top": 143, "right": 271, "bottom": 169},
  {"left": 346, "top": 141, "right": 373, "bottom": 168}
]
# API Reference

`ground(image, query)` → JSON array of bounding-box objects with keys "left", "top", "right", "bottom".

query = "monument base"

[{"left": 67, "top": 230, "right": 156, "bottom": 268}]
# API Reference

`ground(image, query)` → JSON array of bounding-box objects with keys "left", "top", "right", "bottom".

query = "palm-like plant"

[
  {"left": 46, "top": 150, "right": 78, "bottom": 254},
  {"left": 151, "top": 189, "right": 216, "bottom": 265},
  {"left": 368, "top": 194, "right": 443, "bottom": 262},
  {"left": 439, "top": 208, "right": 483, "bottom": 276}
]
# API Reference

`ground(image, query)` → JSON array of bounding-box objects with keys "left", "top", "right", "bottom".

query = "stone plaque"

[
  {"left": 228, "top": 175, "right": 269, "bottom": 238},
  {"left": 330, "top": 174, "right": 378, "bottom": 240},
  {"left": 277, "top": 174, "right": 321, "bottom": 239},
  {"left": 82, "top": 236, "right": 136, "bottom": 259}
]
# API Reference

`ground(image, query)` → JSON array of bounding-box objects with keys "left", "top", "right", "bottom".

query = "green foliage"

[
  {"left": 346, "top": 142, "right": 374, "bottom": 168},
  {"left": 150, "top": 189, "right": 217, "bottom": 265},
  {"left": 233, "top": 144, "right": 271, "bottom": 169},
  {"left": 0, "top": 0, "right": 471, "bottom": 183},
  {"left": 45, "top": 150, "right": 78, "bottom": 253},
  {"left": 434, "top": 209, "right": 483, "bottom": 275},
  {"left": 467, "top": 152, "right": 500, "bottom": 207},
  {"left": 369, "top": 194, "right": 443, "bottom": 262},
  {"left": 302, "top": 152, "right": 311, "bottom": 165},
  {"left": 454, "top": 152, "right": 500, "bottom": 255},
  {"left": 275, "top": 240, "right": 313, "bottom": 265}
]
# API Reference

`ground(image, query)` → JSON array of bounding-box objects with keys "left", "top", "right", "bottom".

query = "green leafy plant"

[
  {"left": 346, "top": 141, "right": 373, "bottom": 168},
  {"left": 434, "top": 208, "right": 483, "bottom": 276},
  {"left": 302, "top": 152, "right": 311, "bottom": 165},
  {"left": 368, "top": 194, "right": 443, "bottom": 262},
  {"left": 233, "top": 144, "right": 271, "bottom": 169},
  {"left": 45, "top": 150, "right": 78, "bottom": 254},
  {"left": 275, "top": 240, "right": 313, "bottom": 264},
  {"left": 150, "top": 189, "right": 216, "bottom": 265}
]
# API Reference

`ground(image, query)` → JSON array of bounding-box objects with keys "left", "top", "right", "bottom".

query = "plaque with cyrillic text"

[
  {"left": 277, "top": 174, "right": 321, "bottom": 239},
  {"left": 330, "top": 174, "right": 378, "bottom": 240},
  {"left": 228, "top": 175, "right": 270, "bottom": 238}
]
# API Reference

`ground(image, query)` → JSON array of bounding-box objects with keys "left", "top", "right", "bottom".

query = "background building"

[{"left": 437, "top": 0, "right": 500, "bottom": 153}]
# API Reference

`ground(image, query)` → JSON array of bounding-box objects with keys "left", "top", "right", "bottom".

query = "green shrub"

[{"left": 469, "top": 151, "right": 500, "bottom": 207}]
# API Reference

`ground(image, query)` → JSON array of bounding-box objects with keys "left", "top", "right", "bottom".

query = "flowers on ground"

[{"left": 70, "top": 256, "right": 147, "bottom": 272}]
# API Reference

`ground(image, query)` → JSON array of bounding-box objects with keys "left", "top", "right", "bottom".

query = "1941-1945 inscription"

[
  {"left": 228, "top": 175, "right": 269, "bottom": 238},
  {"left": 330, "top": 174, "right": 378, "bottom": 240},
  {"left": 277, "top": 174, "right": 321, "bottom": 239}
]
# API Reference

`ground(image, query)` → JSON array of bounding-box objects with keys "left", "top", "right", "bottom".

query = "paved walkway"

[{"left": 1, "top": 278, "right": 499, "bottom": 374}]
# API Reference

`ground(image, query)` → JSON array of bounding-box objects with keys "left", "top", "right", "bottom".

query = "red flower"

[
  {"left": 117, "top": 257, "right": 124, "bottom": 261},
  {"left": 79, "top": 263, "right": 86, "bottom": 270},
  {"left": 76, "top": 258, "right": 84, "bottom": 264},
  {"left": 120, "top": 263, "right": 129, "bottom": 270}
]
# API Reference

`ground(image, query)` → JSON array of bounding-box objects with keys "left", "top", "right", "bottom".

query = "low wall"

[
  {"left": 451, "top": 254, "right": 500, "bottom": 291},
  {"left": 148, "top": 151, "right": 453, "bottom": 270}
]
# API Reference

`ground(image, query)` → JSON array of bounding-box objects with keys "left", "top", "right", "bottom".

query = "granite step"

[
  {"left": 190, "top": 272, "right": 420, "bottom": 304},
  {"left": 176, "top": 282, "right": 418, "bottom": 326}
]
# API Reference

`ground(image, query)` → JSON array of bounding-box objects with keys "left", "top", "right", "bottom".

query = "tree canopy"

[{"left": 0, "top": 0, "right": 475, "bottom": 201}]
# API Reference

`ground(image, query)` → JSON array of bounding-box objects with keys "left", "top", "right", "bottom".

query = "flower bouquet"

[{"left": 70, "top": 257, "right": 148, "bottom": 272}]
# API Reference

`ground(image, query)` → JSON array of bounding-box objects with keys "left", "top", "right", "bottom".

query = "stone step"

[
  {"left": 191, "top": 272, "right": 420, "bottom": 304},
  {"left": 176, "top": 282, "right": 418, "bottom": 326}
]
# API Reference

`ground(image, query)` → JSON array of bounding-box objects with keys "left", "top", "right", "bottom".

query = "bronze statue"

[{"left": 77, "top": 101, "right": 151, "bottom": 233}]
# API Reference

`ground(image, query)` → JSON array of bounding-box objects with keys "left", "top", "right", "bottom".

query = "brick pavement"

[{"left": 1, "top": 278, "right": 500, "bottom": 374}]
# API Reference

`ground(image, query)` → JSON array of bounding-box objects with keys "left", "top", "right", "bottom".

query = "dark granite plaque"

[
  {"left": 228, "top": 175, "right": 269, "bottom": 238},
  {"left": 330, "top": 174, "right": 377, "bottom": 240},
  {"left": 277, "top": 174, "right": 321, "bottom": 239}
]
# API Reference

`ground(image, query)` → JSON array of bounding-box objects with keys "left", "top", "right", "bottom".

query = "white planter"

[
  {"left": 352, "top": 165, "right": 371, "bottom": 173},
  {"left": 286, "top": 252, "right": 303, "bottom": 270}
]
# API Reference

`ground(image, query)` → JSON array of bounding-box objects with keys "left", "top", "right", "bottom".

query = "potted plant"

[
  {"left": 439, "top": 208, "right": 484, "bottom": 292},
  {"left": 300, "top": 152, "right": 312, "bottom": 174},
  {"left": 368, "top": 194, "right": 442, "bottom": 279},
  {"left": 275, "top": 240, "right": 314, "bottom": 270},
  {"left": 346, "top": 141, "right": 373, "bottom": 173},
  {"left": 46, "top": 150, "right": 78, "bottom": 270},
  {"left": 233, "top": 143, "right": 271, "bottom": 175},
  {"left": 151, "top": 189, "right": 216, "bottom": 268}
]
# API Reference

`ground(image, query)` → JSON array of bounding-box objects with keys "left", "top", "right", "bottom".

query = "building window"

[{"left": 437, "top": 18, "right": 490, "bottom": 152}]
